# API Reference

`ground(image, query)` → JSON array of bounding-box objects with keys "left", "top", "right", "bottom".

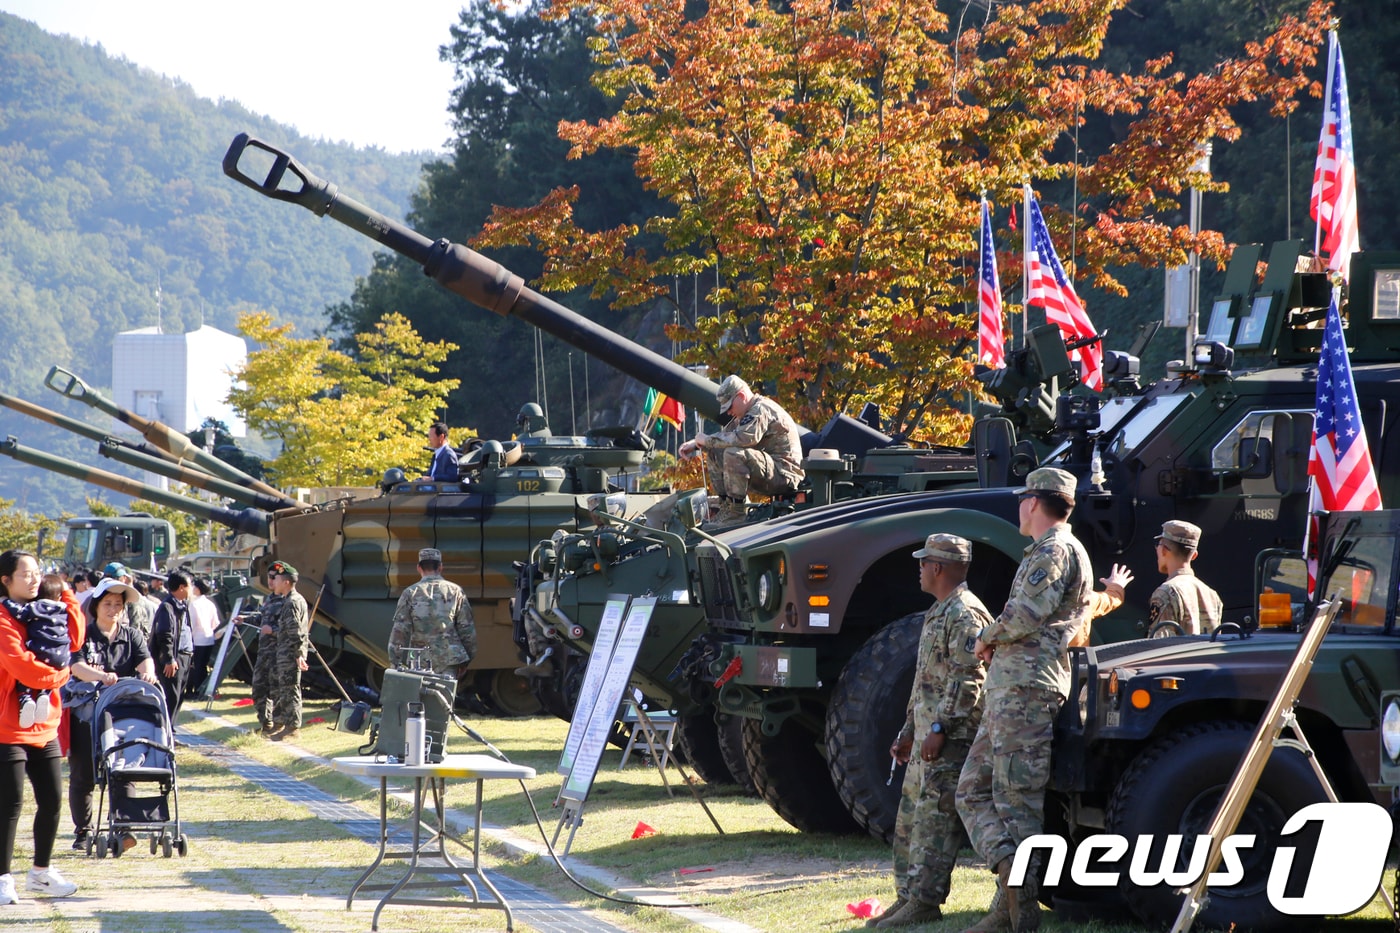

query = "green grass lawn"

[{"left": 4, "top": 683, "right": 1386, "bottom": 933}]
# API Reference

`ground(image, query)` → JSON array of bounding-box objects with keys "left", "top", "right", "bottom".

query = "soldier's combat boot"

[
  {"left": 999, "top": 857, "right": 1040, "bottom": 932},
  {"left": 514, "top": 647, "right": 554, "bottom": 678},
  {"left": 959, "top": 886, "right": 1011, "bottom": 933},
  {"left": 876, "top": 898, "right": 941, "bottom": 928},
  {"left": 866, "top": 896, "right": 905, "bottom": 928},
  {"left": 708, "top": 496, "right": 747, "bottom": 526}
]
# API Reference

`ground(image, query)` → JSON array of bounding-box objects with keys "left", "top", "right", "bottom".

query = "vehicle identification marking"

[
  {"left": 810, "top": 612, "right": 830, "bottom": 628},
  {"left": 1106, "top": 710, "right": 1120, "bottom": 727},
  {"left": 777, "top": 658, "right": 788, "bottom": 673}
]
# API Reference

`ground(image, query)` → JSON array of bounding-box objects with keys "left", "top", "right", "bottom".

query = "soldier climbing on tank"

[
  {"left": 1147, "top": 520, "right": 1223, "bottom": 637},
  {"left": 678, "top": 375, "right": 804, "bottom": 524},
  {"left": 387, "top": 548, "right": 476, "bottom": 676},
  {"left": 870, "top": 534, "right": 989, "bottom": 928}
]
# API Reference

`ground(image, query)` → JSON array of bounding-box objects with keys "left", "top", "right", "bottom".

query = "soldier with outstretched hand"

[{"left": 956, "top": 468, "right": 1092, "bottom": 933}]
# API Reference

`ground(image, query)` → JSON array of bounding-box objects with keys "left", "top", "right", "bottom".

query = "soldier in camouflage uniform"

[
  {"left": 956, "top": 468, "right": 1092, "bottom": 933},
  {"left": 388, "top": 548, "right": 476, "bottom": 676},
  {"left": 871, "top": 534, "right": 989, "bottom": 929},
  {"left": 1147, "top": 520, "right": 1222, "bottom": 636},
  {"left": 678, "top": 375, "right": 804, "bottom": 524},
  {"left": 249, "top": 561, "right": 309, "bottom": 740}
]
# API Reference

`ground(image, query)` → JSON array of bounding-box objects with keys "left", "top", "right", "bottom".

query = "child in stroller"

[{"left": 86, "top": 678, "right": 187, "bottom": 859}]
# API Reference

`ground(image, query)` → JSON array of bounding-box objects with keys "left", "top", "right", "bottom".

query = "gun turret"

[
  {"left": 44, "top": 366, "right": 287, "bottom": 502},
  {"left": 223, "top": 134, "right": 724, "bottom": 422},
  {"left": 97, "top": 438, "right": 298, "bottom": 513},
  {"left": 0, "top": 436, "right": 270, "bottom": 538}
]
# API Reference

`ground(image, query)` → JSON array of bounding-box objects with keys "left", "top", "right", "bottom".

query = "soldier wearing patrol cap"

[
  {"left": 388, "top": 548, "right": 476, "bottom": 677},
  {"left": 251, "top": 560, "right": 309, "bottom": 740},
  {"left": 956, "top": 468, "right": 1093, "bottom": 933},
  {"left": 678, "top": 375, "right": 804, "bottom": 524},
  {"left": 1149, "top": 520, "right": 1223, "bottom": 636},
  {"left": 871, "top": 534, "right": 990, "bottom": 929}
]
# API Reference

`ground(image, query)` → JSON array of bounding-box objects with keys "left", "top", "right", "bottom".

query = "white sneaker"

[
  {"left": 17, "top": 695, "right": 35, "bottom": 729},
  {"left": 34, "top": 691, "right": 51, "bottom": 722},
  {"left": 0, "top": 873, "right": 17, "bottom": 905},
  {"left": 26, "top": 866, "right": 77, "bottom": 897}
]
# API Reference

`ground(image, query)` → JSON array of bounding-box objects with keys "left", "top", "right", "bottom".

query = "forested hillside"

[{"left": 0, "top": 12, "right": 429, "bottom": 514}]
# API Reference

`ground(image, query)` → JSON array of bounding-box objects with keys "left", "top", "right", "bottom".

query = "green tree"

[
  {"left": 0, "top": 498, "right": 67, "bottom": 555},
  {"left": 227, "top": 311, "right": 461, "bottom": 487}
]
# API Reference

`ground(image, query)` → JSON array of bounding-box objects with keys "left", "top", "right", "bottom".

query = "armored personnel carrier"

[{"left": 525, "top": 243, "right": 1400, "bottom": 838}]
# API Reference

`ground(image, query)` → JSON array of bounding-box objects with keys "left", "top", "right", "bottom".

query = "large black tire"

[
  {"left": 1106, "top": 720, "right": 1328, "bottom": 931},
  {"left": 676, "top": 711, "right": 735, "bottom": 785},
  {"left": 743, "top": 715, "right": 861, "bottom": 834},
  {"left": 716, "top": 712, "right": 758, "bottom": 795},
  {"left": 824, "top": 613, "right": 921, "bottom": 843}
]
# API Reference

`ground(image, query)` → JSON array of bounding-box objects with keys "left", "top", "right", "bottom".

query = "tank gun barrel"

[
  {"left": 97, "top": 438, "right": 299, "bottom": 512},
  {"left": 42, "top": 366, "right": 289, "bottom": 502},
  {"left": 0, "top": 436, "right": 270, "bottom": 538},
  {"left": 222, "top": 133, "right": 723, "bottom": 421}
]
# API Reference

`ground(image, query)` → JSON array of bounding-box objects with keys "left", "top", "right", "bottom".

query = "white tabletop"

[{"left": 332, "top": 754, "right": 536, "bottom": 781}]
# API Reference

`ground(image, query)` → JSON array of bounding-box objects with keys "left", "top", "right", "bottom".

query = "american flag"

[
  {"left": 1025, "top": 191, "right": 1102, "bottom": 390},
  {"left": 1304, "top": 298, "right": 1382, "bottom": 588},
  {"left": 978, "top": 199, "right": 1005, "bottom": 369},
  {"left": 1310, "top": 30, "right": 1359, "bottom": 281}
]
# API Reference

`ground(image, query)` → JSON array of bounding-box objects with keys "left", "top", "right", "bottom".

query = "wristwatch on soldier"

[{"left": 929, "top": 722, "right": 945, "bottom": 735}]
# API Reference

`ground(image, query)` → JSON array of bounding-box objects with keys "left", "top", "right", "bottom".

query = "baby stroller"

[{"left": 87, "top": 678, "right": 188, "bottom": 858}]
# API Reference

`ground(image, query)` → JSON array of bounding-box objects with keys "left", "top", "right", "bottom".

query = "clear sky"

[{"left": 0, "top": 0, "right": 466, "bottom": 153}]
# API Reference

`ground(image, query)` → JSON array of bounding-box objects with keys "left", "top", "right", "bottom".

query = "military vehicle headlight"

[
  {"left": 1383, "top": 699, "right": 1400, "bottom": 763},
  {"left": 756, "top": 570, "right": 783, "bottom": 611}
]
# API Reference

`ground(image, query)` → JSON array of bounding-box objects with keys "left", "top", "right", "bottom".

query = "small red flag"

[{"left": 631, "top": 821, "right": 657, "bottom": 839}]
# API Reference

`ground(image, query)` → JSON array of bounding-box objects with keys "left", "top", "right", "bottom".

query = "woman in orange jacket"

[{"left": 0, "top": 550, "right": 84, "bottom": 906}]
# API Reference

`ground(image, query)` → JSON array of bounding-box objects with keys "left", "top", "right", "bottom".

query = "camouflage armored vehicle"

[
  {"left": 219, "top": 133, "right": 1001, "bottom": 716},
  {"left": 527, "top": 244, "right": 1400, "bottom": 837},
  {"left": 1042, "top": 507, "right": 1400, "bottom": 930}
]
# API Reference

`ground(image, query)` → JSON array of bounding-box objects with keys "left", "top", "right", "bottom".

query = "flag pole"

[
  {"left": 1021, "top": 183, "right": 1032, "bottom": 350},
  {"left": 1314, "top": 29, "right": 1338, "bottom": 260}
]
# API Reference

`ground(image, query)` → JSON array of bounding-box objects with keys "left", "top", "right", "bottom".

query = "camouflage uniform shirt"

[
  {"left": 274, "top": 589, "right": 309, "bottom": 671},
  {"left": 978, "top": 524, "right": 1092, "bottom": 698},
  {"left": 897, "top": 583, "right": 990, "bottom": 744},
  {"left": 706, "top": 396, "right": 804, "bottom": 485},
  {"left": 1149, "top": 568, "right": 1222, "bottom": 635},
  {"left": 126, "top": 598, "right": 154, "bottom": 640},
  {"left": 388, "top": 573, "right": 476, "bottom": 673}
]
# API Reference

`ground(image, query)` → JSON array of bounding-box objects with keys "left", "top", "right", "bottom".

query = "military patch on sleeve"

[
  {"left": 1028, "top": 567, "right": 1048, "bottom": 586},
  {"left": 740, "top": 413, "right": 756, "bottom": 426},
  {"left": 964, "top": 635, "right": 978, "bottom": 654},
  {"left": 1149, "top": 602, "right": 1161, "bottom": 624}
]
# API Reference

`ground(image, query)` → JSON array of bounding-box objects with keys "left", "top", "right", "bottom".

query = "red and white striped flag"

[
  {"left": 978, "top": 199, "right": 1005, "bottom": 369},
  {"left": 1024, "top": 189, "right": 1102, "bottom": 390},
  {"left": 1302, "top": 296, "right": 1381, "bottom": 590},
  {"left": 1310, "top": 30, "right": 1360, "bottom": 281}
]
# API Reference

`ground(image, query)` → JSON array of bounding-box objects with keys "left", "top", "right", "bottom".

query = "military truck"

[
  {"left": 1040, "top": 507, "right": 1400, "bottom": 930},
  {"left": 56, "top": 513, "right": 177, "bottom": 573},
  {"left": 526, "top": 244, "right": 1400, "bottom": 839}
]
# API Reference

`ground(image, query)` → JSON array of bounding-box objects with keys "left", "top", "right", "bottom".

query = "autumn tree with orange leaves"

[{"left": 474, "top": 0, "right": 1330, "bottom": 442}]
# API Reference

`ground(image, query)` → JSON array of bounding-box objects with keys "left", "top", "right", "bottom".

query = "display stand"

[
  {"left": 201, "top": 597, "right": 246, "bottom": 708},
  {"left": 551, "top": 597, "right": 723, "bottom": 855}
]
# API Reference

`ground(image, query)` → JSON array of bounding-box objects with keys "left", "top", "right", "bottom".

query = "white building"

[{"left": 110, "top": 325, "right": 247, "bottom": 436}]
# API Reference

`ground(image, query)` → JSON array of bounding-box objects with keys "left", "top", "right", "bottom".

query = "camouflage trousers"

[
  {"left": 893, "top": 736, "right": 971, "bottom": 906},
  {"left": 956, "top": 686, "right": 1063, "bottom": 872},
  {"left": 272, "top": 661, "right": 303, "bottom": 729},
  {"left": 705, "top": 446, "right": 798, "bottom": 500},
  {"left": 521, "top": 612, "right": 549, "bottom": 658},
  {"left": 251, "top": 633, "right": 277, "bottom": 729}
]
